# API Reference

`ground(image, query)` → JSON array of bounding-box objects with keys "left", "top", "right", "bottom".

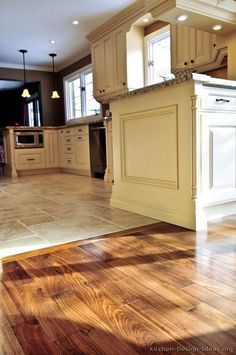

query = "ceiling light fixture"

[
  {"left": 50, "top": 40, "right": 55, "bottom": 44},
  {"left": 72, "top": 20, "right": 79, "bottom": 25},
  {"left": 19, "top": 49, "right": 31, "bottom": 98},
  {"left": 49, "top": 53, "right": 60, "bottom": 99},
  {"left": 143, "top": 18, "right": 149, "bottom": 23},
  {"left": 212, "top": 24, "right": 223, "bottom": 31},
  {"left": 177, "top": 14, "right": 188, "bottom": 22}
]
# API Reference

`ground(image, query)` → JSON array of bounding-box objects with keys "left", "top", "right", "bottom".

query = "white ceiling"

[{"left": 0, "top": 0, "right": 135, "bottom": 72}]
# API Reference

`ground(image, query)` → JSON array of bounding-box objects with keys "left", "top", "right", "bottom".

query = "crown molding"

[{"left": 87, "top": 0, "right": 145, "bottom": 42}]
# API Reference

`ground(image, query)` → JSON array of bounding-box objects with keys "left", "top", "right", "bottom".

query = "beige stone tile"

[
  {"left": 18, "top": 214, "right": 58, "bottom": 226},
  {"left": 0, "top": 236, "right": 50, "bottom": 258},
  {"left": 100, "top": 215, "right": 159, "bottom": 228},
  {"left": 0, "top": 221, "right": 36, "bottom": 242},
  {"left": 28, "top": 215, "right": 123, "bottom": 245}
]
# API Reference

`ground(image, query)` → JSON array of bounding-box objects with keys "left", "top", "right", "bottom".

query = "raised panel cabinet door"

[
  {"left": 171, "top": 25, "right": 190, "bottom": 69},
  {"left": 58, "top": 129, "right": 66, "bottom": 168},
  {"left": 45, "top": 130, "right": 59, "bottom": 168},
  {"left": 113, "top": 26, "right": 127, "bottom": 93},
  {"left": 91, "top": 40, "right": 103, "bottom": 98},
  {"left": 190, "top": 29, "right": 212, "bottom": 67},
  {"left": 74, "top": 135, "right": 90, "bottom": 172},
  {"left": 102, "top": 33, "right": 114, "bottom": 95}
]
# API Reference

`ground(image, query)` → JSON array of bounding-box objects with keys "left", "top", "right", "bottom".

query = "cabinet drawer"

[
  {"left": 64, "top": 128, "right": 73, "bottom": 136},
  {"left": 64, "top": 137, "right": 73, "bottom": 144},
  {"left": 75, "top": 135, "right": 88, "bottom": 142},
  {"left": 201, "top": 88, "right": 236, "bottom": 110},
  {"left": 65, "top": 145, "right": 75, "bottom": 154},
  {"left": 64, "top": 154, "right": 75, "bottom": 168},
  {"left": 72, "top": 125, "right": 88, "bottom": 135},
  {"left": 15, "top": 149, "right": 46, "bottom": 170}
]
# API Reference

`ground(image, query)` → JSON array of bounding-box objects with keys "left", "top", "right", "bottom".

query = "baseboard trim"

[{"left": 110, "top": 194, "right": 196, "bottom": 230}]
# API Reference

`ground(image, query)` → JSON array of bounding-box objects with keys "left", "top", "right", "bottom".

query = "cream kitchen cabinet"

[
  {"left": 58, "top": 125, "right": 91, "bottom": 175},
  {"left": 44, "top": 129, "right": 59, "bottom": 168},
  {"left": 91, "top": 25, "right": 127, "bottom": 100},
  {"left": 14, "top": 148, "right": 46, "bottom": 171},
  {"left": 171, "top": 24, "right": 217, "bottom": 70}
]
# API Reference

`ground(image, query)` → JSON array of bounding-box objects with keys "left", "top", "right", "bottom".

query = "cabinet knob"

[
  {"left": 213, "top": 43, "right": 216, "bottom": 47},
  {"left": 190, "top": 59, "right": 194, "bottom": 64},
  {"left": 123, "top": 82, "right": 126, "bottom": 86},
  {"left": 103, "top": 89, "right": 105, "bottom": 92},
  {"left": 99, "top": 90, "right": 102, "bottom": 93},
  {"left": 184, "top": 62, "right": 188, "bottom": 66}
]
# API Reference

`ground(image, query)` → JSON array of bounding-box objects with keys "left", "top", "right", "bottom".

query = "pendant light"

[
  {"left": 49, "top": 53, "right": 60, "bottom": 99},
  {"left": 19, "top": 49, "right": 31, "bottom": 98}
]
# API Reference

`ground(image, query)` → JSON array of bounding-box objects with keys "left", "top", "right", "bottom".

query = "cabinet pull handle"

[
  {"left": 123, "top": 82, "right": 126, "bottom": 86},
  {"left": 66, "top": 139, "right": 71, "bottom": 142},
  {"left": 67, "top": 147, "right": 71, "bottom": 150},
  {"left": 66, "top": 130, "right": 70, "bottom": 133},
  {"left": 67, "top": 159, "right": 71, "bottom": 162},
  {"left": 216, "top": 98, "right": 230, "bottom": 103},
  {"left": 184, "top": 62, "right": 188, "bottom": 66},
  {"left": 27, "top": 158, "right": 35, "bottom": 161},
  {"left": 78, "top": 137, "right": 82, "bottom": 140},
  {"left": 103, "top": 89, "right": 105, "bottom": 92},
  {"left": 190, "top": 59, "right": 194, "bottom": 64},
  {"left": 78, "top": 129, "right": 82, "bottom": 132}
]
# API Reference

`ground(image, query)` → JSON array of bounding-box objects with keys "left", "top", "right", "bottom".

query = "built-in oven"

[{"left": 14, "top": 130, "right": 44, "bottom": 148}]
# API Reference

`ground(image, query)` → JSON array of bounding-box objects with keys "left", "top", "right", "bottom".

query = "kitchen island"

[{"left": 109, "top": 73, "right": 236, "bottom": 231}]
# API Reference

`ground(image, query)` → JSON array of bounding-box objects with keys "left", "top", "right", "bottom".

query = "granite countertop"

[
  {"left": 2, "top": 115, "right": 104, "bottom": 131},
  {"left": 102, "top": 71, "right": 236, "bottom": 104}
]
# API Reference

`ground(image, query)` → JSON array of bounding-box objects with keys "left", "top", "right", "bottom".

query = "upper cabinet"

[
  {"left": 171, "top": 25, "right": 217, "bottom": 70},
  {"left": 217, "top": 0, "right": 236, "bottom": 12},
  {"left": 91, "top": 26, "right": 127, "bottom": 99}
]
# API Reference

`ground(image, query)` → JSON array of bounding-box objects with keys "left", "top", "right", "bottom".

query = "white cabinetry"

[
  {"left": 171, "top": 25, "right": 217, "bottom": 69},
  {"left": 91, "top": 25, "right": 127, "bottom": 100},
  {"left": 14, "top": 148, "right": 46, "bottom": 171},
  {"left": 217, "top": 0, "right": 236, "bottom": 11},
  {"left": 199, "top": 86, "right": 236, "bottom": 204},
  {"left": 58, "top": 125, "right": 91, "bottom": 176},
  {"left": 44, "top": 129, "right": 59, "bottom": 168}
]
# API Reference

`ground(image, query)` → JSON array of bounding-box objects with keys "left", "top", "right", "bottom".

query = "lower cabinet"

[
  {"left": 44, "top": 129, "right": 59, "bottom": 168},
  {"left": 14, "top": 148, "right": 46, "bottom": 170},
  {"left": 58, "top": 125, "right": 91, "bottom": 176}
]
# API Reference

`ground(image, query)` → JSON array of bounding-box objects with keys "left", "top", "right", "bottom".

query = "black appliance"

[{"left": 89, "top": 122, "right": 106, "bottom": 178}]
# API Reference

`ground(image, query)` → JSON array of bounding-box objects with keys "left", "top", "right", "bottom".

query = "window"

[
  {"left": 64, "top": 65, "right": 100, "bottom": 122},
  {"left": 145, "top": 25, "right": 172, "bottom": 85}
]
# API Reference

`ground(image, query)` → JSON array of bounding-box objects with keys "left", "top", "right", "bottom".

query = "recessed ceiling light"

[
  {"left": 143, "top": 18, "right": 149, "bottom": 23},
  {"left": 72, "top": 20, "right": 79, "bottom": 25},
  {"left": 177, "top": 14, "right": 188, "bottom": 22},
  {"left": 212, "top": 24, "right": 223, "bottom": 31},
  {"left": 50, "top": 40, "right": 55, "bottom": 44}
]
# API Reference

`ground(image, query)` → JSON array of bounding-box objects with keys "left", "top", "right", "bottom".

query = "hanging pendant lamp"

[
  {"left": 19, "top": 49, "right": 31, "bottom": 98},
  {"left": 49, "top": 53, "right": 60, "bottom": 99}
]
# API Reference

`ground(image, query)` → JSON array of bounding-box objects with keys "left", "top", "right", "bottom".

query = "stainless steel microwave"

[{"left": 14, "top": 130, "right": 44, "bottom": 149}]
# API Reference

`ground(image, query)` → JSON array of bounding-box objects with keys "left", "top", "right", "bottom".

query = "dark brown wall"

[
  {"left": 0, "top": 67, "right": 61, "bottom": 126},
  {"left": 0, "top": 54, "right": 91, "bottom": 126},
  {"left": 57, "top": 54, "right": 91, "bottom": 122}
]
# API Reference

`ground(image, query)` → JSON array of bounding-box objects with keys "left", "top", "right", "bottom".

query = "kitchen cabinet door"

[
  {"left": 91, "top": 41, "right": 103, "bottom": 98},
  {"left": 113, "top": 26, "right": 127, "bottom": 93},
  {"left": 101, "top": 33, "right": 114, "bottom": 95},
  {"left": 171, "top": 24, "right": 217, "bottom": 70},
  {"left": 44, "top": 130, "right": 59, "bottom": 168},
  {"left": 74, "top": 135, "right": 90, "bottom": 173},
  {"left": 58, "top": 129, "right": 66, "bottom": 168},
  {"left": 171, "top": 25, "right": 190, "bottom": 69}
]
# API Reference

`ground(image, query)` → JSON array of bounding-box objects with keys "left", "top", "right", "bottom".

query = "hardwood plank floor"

[{"left": 0, "top": 220, "right": 236, "bottom": 354}]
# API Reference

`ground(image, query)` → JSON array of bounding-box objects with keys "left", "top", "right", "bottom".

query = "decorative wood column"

[{"left": 104, "top": 118, "right": 114, "bottom": 182}]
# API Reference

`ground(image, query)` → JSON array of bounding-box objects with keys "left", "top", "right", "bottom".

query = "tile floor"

[{"left": 0, "top": 173, "right": 158, "bottom": 258}]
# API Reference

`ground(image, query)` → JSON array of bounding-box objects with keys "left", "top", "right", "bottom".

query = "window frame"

[
  {"left": 63, "top": 64, "right": 100, "bottom": 124},
  {"left": 144, "top": 24, "right": 171, "bottom": 86}
]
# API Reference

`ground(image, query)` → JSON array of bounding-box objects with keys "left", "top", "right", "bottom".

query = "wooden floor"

[{"left": 0, "top": 219, "right": 236, "bottom": 354}]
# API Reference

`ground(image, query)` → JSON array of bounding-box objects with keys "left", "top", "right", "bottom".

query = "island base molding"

[{"left": 110, "top": 194, "right": 196, "bottom": 230}]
